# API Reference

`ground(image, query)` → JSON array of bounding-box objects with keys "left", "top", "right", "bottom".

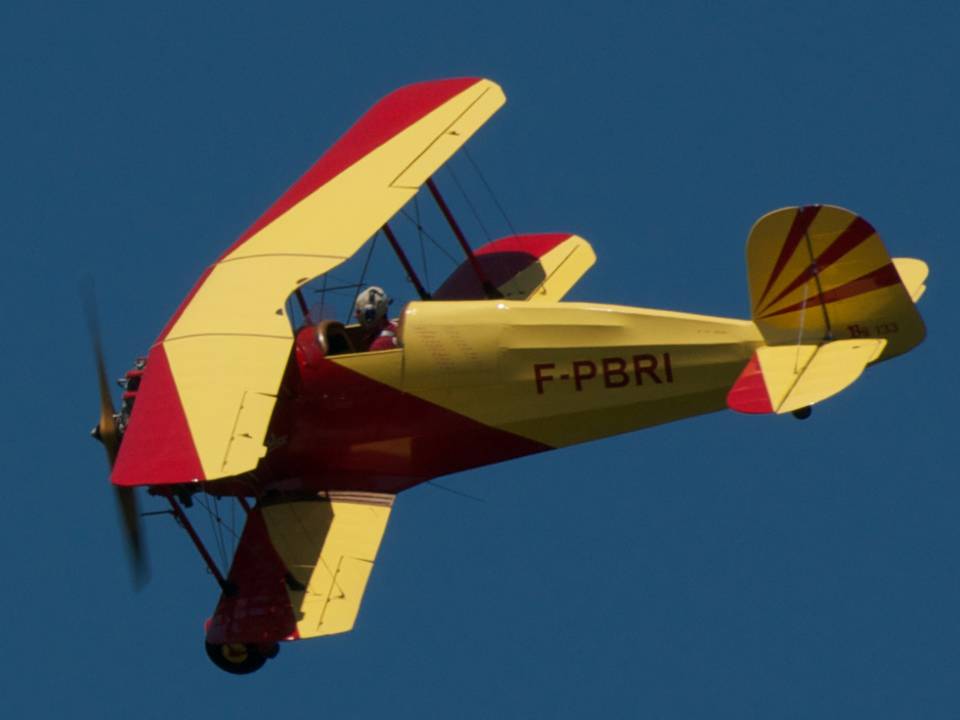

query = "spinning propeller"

[{"left": 83, "top": 281, "right": 149, "bottom": 589}]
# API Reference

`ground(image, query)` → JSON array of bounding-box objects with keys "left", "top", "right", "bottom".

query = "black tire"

[
  {"left": 262, "top": 642, "right": 280, "bottom": 659},
  {"left": 792, "top": 406, "right": 813, "bottom": 420},
  {"left": 205, "top": 641, "right": 269, "bottom": 675}
]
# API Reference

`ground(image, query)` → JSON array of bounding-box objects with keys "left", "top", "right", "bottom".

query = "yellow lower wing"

[
  {"left": 893, "top": 257, "right": 928, "bottom": 302},
  {"left": 261, "top": 493, "right": 394, "bottom": 639},
  {"left": 509, "top": 235, "right": 596, "bottom": 302}
]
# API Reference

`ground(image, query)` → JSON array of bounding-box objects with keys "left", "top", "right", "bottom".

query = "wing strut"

[
  {"left": 382, "top": 223, "right": 431, "bottom": 300},
  {"left": 426, "top": 177, "right": 501, "bottom": 299}
]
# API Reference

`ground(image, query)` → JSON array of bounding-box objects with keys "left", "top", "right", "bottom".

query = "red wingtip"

[
  {"left": 233, "top": 77, "right": 483, "bottom": 249},
  {"left": 111, "top": 344, "right": 205, "bottom": 487}
]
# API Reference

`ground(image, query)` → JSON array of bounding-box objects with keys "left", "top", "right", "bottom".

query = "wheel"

[
  {"left": 205, "top": 641, "right": 271, "bottom": 675},
  {"left": 792, "top": 406, "right": 812, "bottom": 420}
]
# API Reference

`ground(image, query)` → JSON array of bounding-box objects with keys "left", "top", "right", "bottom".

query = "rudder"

[{"left": 746, "top": 205, "right": 926, "bottom": 361}]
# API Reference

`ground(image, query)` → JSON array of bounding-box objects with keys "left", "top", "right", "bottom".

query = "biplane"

[{"left": 89, "top": 77, "right": 928, "bottom": 674}]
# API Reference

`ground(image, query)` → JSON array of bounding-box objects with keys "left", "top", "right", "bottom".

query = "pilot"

[{"left": 355, "top": 286, "right": 400, "bottom": 351}]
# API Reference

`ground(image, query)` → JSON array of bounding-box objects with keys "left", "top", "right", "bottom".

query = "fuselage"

[{"left": 262, "top": 300, "right": 763, "bottom": 494}]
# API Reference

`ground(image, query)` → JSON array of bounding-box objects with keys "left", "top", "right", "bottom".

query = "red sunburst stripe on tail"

[
  {"left": 758, "top": 262, "right": 901, "bottom": 319},
  {"left": 759, "top": 215, "right": 876, "bottom": 315},
  {"left": 755, "top": 205, "right": 820, "bottom": 310}
]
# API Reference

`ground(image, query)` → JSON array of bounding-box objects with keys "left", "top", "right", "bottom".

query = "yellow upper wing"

[{"left": 113, "top": 78, "right": 506, "bottom": 486}]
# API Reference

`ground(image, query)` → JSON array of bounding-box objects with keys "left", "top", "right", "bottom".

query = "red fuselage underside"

[{"left": 243, "top": 327, "right": 549, "bottom": 496}]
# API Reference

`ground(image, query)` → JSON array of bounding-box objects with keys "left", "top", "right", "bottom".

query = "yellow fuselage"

[{"left": 334, "top": 300, "right": 764, "bottom": 450}]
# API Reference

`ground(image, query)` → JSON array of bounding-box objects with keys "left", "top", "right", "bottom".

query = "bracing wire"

[
  {"left": 795, "top": 284, "right": 809, "bottom": 374},
  {"left": 198, "top": 490, "right": 227, "bottom": 571},
  {"left": 214, "top": 497, "right": 228, "bottom": 568},
  {"left": 414, "top": 196, "right": 430, "bottom": 291},
  {"left": 465, "top": 146, "right": 518, "bottom": 237},
  {"left": 446, "top": 163, "right": 492, "bottom": 242},
  {"left": 803, "top": 228, "right": 832, "bottom": 340},
  {"left": 312, "top": 282, "right": 376, "bottom": 295},
  {"left": 425, "top": 480, "right": 485, "bottom": 503},
  {"left": 359, "top": 233, "right": 378, "bottom": 284},
  {"left": 210, "top": 496, "right": 226, "bottom": 570},
  {"left": 230, "top": 497, "right": 237, "bottom": 558},
  {"left": 195, "top": 491, "right": 241, "bottom": 581},
  {"left": 343, "top": 234, "right": 379, "bottom": 324},
  {"left": 398, "top": 208, "right": 460, "bottom": 265}
]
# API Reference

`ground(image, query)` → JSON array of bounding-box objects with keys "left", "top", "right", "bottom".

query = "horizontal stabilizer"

[
  {"left": 727, "top": 339, "right": 887, "bottom": 415},
  {"left": 893, "top": 257, "right": 928, "bottom": 302}
]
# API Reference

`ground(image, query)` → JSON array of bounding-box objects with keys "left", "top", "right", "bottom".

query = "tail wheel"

[{"left": 205, "top": 641, "right": 277, "bottom": 675}]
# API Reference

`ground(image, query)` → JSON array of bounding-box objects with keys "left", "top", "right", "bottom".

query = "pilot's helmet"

[{"left": 354, "top": 286, "right": 389, "bottom": 328}]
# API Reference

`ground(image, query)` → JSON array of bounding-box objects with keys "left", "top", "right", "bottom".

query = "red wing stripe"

[
  {"left": 759, "top": 215, "right": 876, "bottom": 314},
  {"left": 232, "top": 78, "right": 481, "bottom": 248},
  {"left": 758, "top": 262, "right": 900, "bottom": 319},
  {"left": 111, "top": 344, "right": 206, "bottom": 486},
  {"left": 755, "top": 205, "right": 820, "bottom": 310}
]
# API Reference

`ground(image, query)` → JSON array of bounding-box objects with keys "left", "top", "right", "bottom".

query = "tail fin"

[{"left": 746, "top": 205, "right": 926, "bottom": 361}]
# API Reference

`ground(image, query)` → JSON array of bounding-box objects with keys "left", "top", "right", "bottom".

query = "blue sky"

[{"left": 2, "top": 2, "right": 958, "bottom": 717}]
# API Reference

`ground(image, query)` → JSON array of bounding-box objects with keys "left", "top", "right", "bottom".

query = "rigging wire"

[
  {"left": 359, "top": 233, "right": 378, "bottom": 285},
  {"left": 464, "top": 146, "right": 518, "bottom": 237},
  {"left": 425, "top": 480, "right": 485, "bottom": 503},
  {"left": 194, "top": 491, "right": 241, "bottom": 586},
  {"left": 198, "top": 490, "right": 228, "bottom": 571},
  {"left": 215, "top": 497, "right": 228, "bottom": 567},
  {"left": 311, "top": 282, "right": 379, "bottom": 295},
  {"left": 210, "top": 496, "right": 226, "bottom": 570},
  {"left": 803, "top": 228, "right": 833, "bottom": 340},
  {"left": 343, "top": 233, "right": 379, "bottom": 324},
  {"left": 414, "top": 196, "right": 430, "bottom": 291},
  {"left": 446, "top": 163, "right": 492, "bottom": 243},
  {"left": 318, "top": 269, "right": 360, "bottom": 286},
  {"left": 398, "top": 208, "right": 460, "bottom": 266},
  {"left": 795, "top": 284, "right": 809, "bottom": 373}
]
